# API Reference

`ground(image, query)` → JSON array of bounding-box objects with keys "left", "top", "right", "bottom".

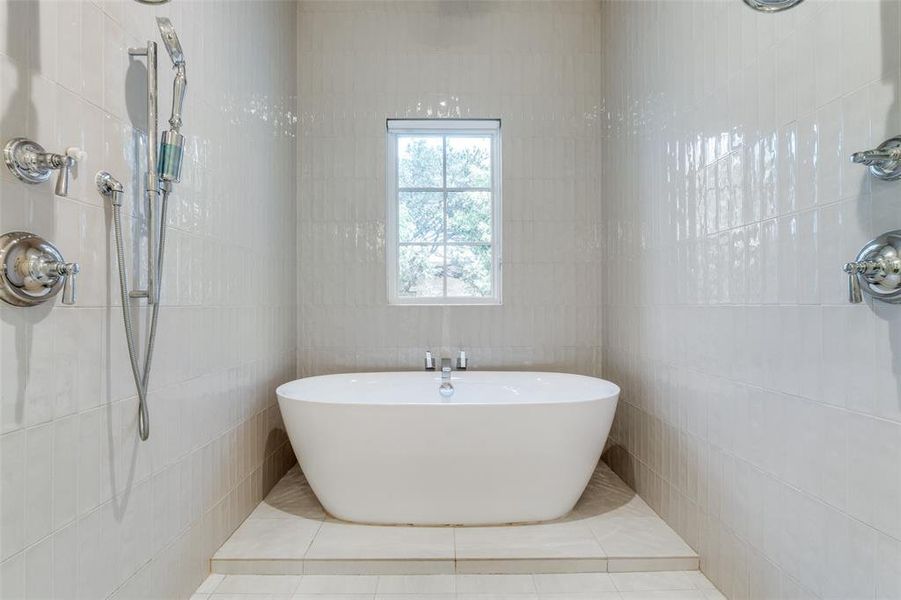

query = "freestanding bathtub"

[{"left": 276, "top": 371, "right": 620, "bottom": 526}]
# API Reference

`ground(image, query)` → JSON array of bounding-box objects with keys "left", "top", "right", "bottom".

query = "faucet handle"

[
  {"left": 851, "top": 147, "right": 901, "bottom": 166},
  {"left": 59, "top": 262, "right": 79, "bottom": 305},
  {"left": 424, "top": 350, "right": 435, "bottom": 371},
  {"left": 456, "top": 350, "right": 468, "bottom": 370},
  {"left": 53, "top": 147, "right": 86, "bottom": 197},
  {"left": 851, "top": 136, "right": 901, "bottom": 180},
  {"left": 843, "top": 262, "right": 864, "bottom": 304},
  {"left": 2, "top": 138, "right": 85, "bottom": 197}
]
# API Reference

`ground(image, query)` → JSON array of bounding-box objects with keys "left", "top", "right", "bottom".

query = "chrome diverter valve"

[
  {"left": 843, "top": 230, "right": 901, "bottom": 304},
  {"left": 0, "top": 231, "right": 79, "bottom": 307}
]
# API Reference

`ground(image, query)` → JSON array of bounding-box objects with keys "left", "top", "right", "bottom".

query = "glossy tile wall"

[
  {"left": 297, "top": 0, "right": 603, "bottom": 376},
  {"left": 600, "top": 1, "right": 901, "bottom": 598},
  {"left": 0, "top": 0, "right": 297, "bottom": 598}
]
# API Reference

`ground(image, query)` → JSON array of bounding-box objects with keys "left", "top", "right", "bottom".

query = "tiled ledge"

[
  {"left": 211, "top": 463, "right": 699, "bottom": 576},
  {"left": 193, "top": 571, "right": 726, "bottom": 599}
]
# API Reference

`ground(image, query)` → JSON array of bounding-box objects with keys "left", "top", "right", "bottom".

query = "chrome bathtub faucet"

[
  {"left": 439, "top": 357, "right": 455, "bottom": 398},
  {"left": 423, "top": 350, "right": 470, "bottom": 375},
  {"left": 424, "top": 350, "right": 469, "bottom": 398}
]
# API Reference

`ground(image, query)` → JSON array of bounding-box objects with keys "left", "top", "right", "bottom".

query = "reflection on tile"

[
  {"left": 600, "top": 0, "right": 901, "bottom": 597},
  {"left": 1, "top": 0, "right": 299, "bottom": 598}
]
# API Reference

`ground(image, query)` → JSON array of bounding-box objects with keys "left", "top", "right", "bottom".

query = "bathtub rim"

[{"left": 276, "top": 370, "right": 621, "bottom": 407}]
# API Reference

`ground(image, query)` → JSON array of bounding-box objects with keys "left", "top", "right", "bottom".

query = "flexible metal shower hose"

[{"left": 112, "top": 189, "right": 170, "bottom": 441}]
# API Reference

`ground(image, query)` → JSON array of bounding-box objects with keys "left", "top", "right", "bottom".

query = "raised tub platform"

[{"left": 211, "top": 461, "right": 698, "bottom": 576}]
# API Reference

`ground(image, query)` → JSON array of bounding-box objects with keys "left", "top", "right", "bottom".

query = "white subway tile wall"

[
  {"left": 0, "top": 0, "right": 297, "bottom": 598},
  {"left": 297, "top": 1, "right": 603, "bottom": 376},
  {"left": 600, "top": 1, "right": 901, "bottom": 599}
]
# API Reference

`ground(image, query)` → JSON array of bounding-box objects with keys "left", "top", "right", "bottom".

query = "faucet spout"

[{"left": 441, "top": 357, "right": 452, "bottom": 380}]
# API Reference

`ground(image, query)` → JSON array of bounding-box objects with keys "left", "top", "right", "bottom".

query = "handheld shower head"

[
  {"left": 156, "top": 17, "right": 184, "bottom": 66},
  {"left": 155, "top": 17, "right": 187, "bottom": 183}
]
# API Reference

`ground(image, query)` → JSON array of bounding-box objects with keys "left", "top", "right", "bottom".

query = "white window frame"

[{"left": 386, "top": 119, "right": 502, "bottom": 305}]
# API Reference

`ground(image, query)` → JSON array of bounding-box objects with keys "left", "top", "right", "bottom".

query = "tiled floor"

[
  {"left": 211, "top": 462, "right": 698, "bottom": 576},
  {"left": 191, "top": 571, "right": 726, "bottom": 599}
]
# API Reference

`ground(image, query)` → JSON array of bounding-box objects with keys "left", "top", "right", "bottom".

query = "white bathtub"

[{"left": 276, "top": 371, "right": 620, "bottom": 526}]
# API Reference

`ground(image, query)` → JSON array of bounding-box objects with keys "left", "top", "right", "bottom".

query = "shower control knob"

[
  {"left": 3, "top": 138, "right": 85, "bottom": 197},
  {"left": 0, "top": 231, "right": 80, "bottom": 307},
  {"left": 851, "top": 136, "right": 901, "bottom": 181},
  {"left": 55, "top": 147, "right": 86, "bottom": 197},
  {"left": 60, "top": 262, "right": 79, "bottom": 305},
  {"left": 843, "top": 262, "right": 865, "bottom": 304},
  {"left": 54, "top": 149, "right": 75, "bottom": 197},
  {"left": 843, "top": 230, "right": 901, "bottom": 304}
]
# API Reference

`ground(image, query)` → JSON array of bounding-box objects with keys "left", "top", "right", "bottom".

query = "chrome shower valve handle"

[
  {"left": 851, "top": 136, "right": 901, "bottom": 181},
  {"left": 24, "top": 258, "right": 79, "bottom": 305},
  {"left": 843, "top": 230, "right": 901, "bottom": 304},
  {"left": 0, "top": 231, "right": 80, "bottom": 306},
  {"left": 843, "top": 262, "right": 865, "bottom": 304},
  {"left": 59, "top": 262, "right": 79, "bottom": 305},
  {"left": 3, "top": 138, "right": 85, "bottom": 196}
]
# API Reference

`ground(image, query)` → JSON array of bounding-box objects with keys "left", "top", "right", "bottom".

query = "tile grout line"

[{"left": 299, "top": 517, "right": 326, "bottom": 572}]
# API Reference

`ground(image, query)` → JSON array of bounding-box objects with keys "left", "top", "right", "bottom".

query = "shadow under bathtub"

[{"left": 259, "top": 452, "right": 639, "bottom": 526}]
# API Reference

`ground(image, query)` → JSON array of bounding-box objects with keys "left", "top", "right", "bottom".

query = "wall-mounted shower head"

[{"left": 742, "top": 0, "right": 804, "bottom": 12}]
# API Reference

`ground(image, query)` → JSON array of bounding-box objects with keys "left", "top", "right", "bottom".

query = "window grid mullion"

[
  {"left": 398, "top": 187, "right": 491, "bottom": 193},
  {"left": 395, "top": 135, "right": 401, "bottom": 299},
  {"left": 390, "top": 127, "right": 499, "bottom": 303},
  {"left": 399, "top": 242, "right": 492, "bottom": 247},
  {"left": 442, "top": 135, "right": 448, "bottom": 299}
]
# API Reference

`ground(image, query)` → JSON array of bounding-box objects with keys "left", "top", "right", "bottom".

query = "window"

[{"left": 386, "top": 119, "right": 502, "bottom": 305}]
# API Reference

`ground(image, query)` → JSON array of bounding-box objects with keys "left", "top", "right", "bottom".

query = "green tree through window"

[{"left": 389, "top": 122, "right": 500, "bottom": 303}]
